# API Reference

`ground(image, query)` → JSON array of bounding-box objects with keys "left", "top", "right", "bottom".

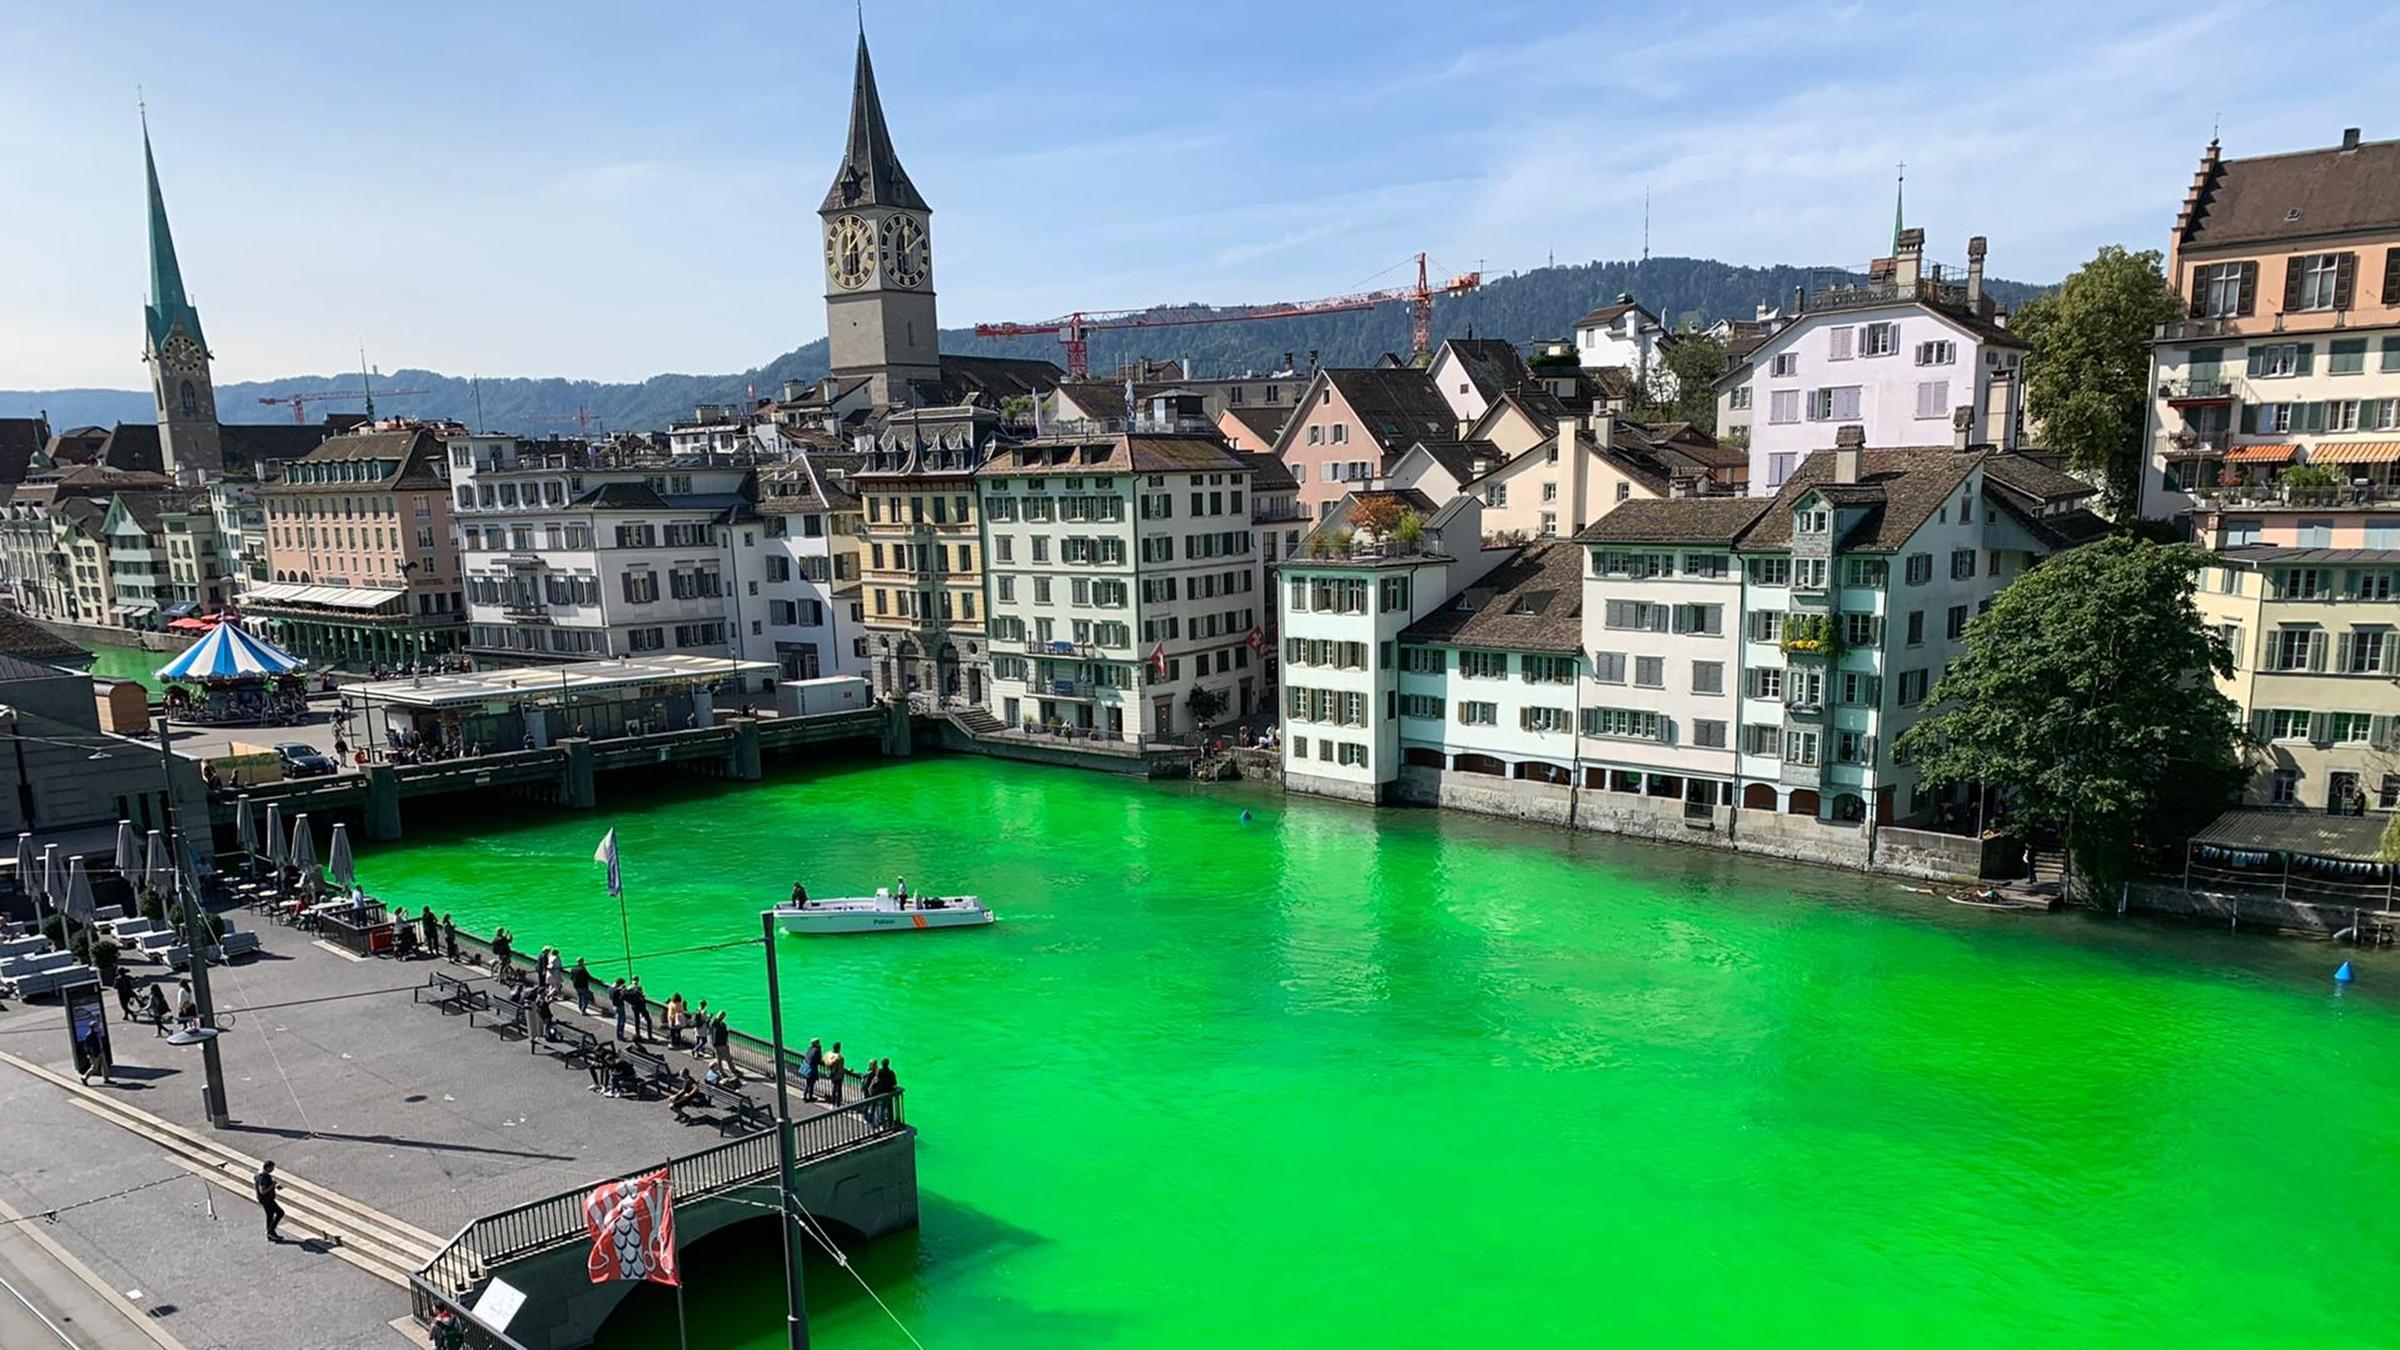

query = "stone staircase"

[{"left": 948, "top": 707, "right": 1005, "bottom": 737}]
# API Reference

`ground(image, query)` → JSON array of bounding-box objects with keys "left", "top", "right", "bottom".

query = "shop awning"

[
  {"left": 240, "top": 582, "right": 409, "bottom": 612},
  {"left": 2307, "top": 440, "right": 2400, "bottom": 466},
  {"left": 2224, "top": 443, "right": 2299, "bottom": 464}
]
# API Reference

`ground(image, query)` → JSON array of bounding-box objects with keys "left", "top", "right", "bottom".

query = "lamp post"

[
  {"left": 758, "top": 910, "right": 810, "bottom": 1350},
  {"left": 156, "top": 711, "right": 230, "bottom": 1127}
]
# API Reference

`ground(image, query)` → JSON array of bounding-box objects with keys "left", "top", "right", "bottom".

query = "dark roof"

[
  {"left": 1926, "top": 301, "right": 2030, "bottom": 350},
  {"left": 1573, "top": 296, "right": 1657, "bottom": 330},
  {"left": 1407, "top": 438, "right": 1505, "bottom": 486},
  {"left": 821, "top": 33, "right": 927, "bottom": 213},
  {"left": 759, "top": 452, "right": 864, "bottom": 512},
  {"left": 268, "top": 428, "right": 444, "bottom": 492},
  {"left": 1320, "top": 368, "right": 1458, "bottom": 451},
  {"left": 933, "top": 354, "right": 1063, "bottom": 403},
  {"left": 218, "top": 422, "right": 331, "bottom": 471},
  {"left": 101, "top": 424, "right": 163, "bottom": 474},
  {"left": 1441, "top": 338, "right": 1531, "bottom": 402},
  {"left": 1738, "top": 447, "right": 1980, "bottom": 552},
  {"left": 0, "top": 611, "right": 91, "bottom": 664},
  {"left": 980, "top": 433, "right": 1246, "bottom": 477},
  {"left": 107, "top": 493, "right": 167, "bottom": 534},
  {"left": 1220, "top": 405, "right": 1290, "bottom": 444},
  {"left": 2192, "top": 807, "right": 2388, "bottom": 862},
  {"left": 0, "top": 418, "right": 48, "bottom": 485},
  {"left": 1400, "top": 542, "right": 1585, "bottom": 654},
  {"left": 2183, "top": 136, "right": 2400, "bottom": 251},
  {"left": 1576, "top": 497, "right": 1772, "bottom": 545},
  {"left": 1981, "top": 452, "right": 2098, "bottom": 506},
  {"left": 1229, "top": 449, "right": 1298, "bottom": 493}
]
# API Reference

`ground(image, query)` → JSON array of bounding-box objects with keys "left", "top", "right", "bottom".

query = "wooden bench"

[
  {"left": 478, "top": 991, "right": 528, "bottom": 1038},
  {"left": 620, "top": 1045, "right": 679, "bottom": 1089},
  {"left": 697, "top": 1080, "right": 770, "bottom": 1135},
  {"left": 417, "top": 971, "right": 484, "bottom": 1018},
  {"left": 538, "top": 1019, "right": 599, "bottom": 1067}
]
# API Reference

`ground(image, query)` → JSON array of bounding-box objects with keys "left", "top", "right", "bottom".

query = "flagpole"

[{"left": 674, "top": 1260, "right": 689, "bottom": 1350}]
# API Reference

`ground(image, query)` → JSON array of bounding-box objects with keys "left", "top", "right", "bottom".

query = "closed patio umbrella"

[
  {"left": 327, "top": 822, "right": 356, "bottom": 891},
  {"left": 265, "top": 803, "right": 286, "bottom": 888},
  {"left": 114, "top": 821, "right": 139, "bottom": 878},
  {"left": 233, "top": 796, "right": 255, "bottom": 874},
  {"left": 64, "top": 857, "right": 96, "bottom": 926},
  {"left": 39, "top": 844, "right": 60, "bottom": 920},
  {"left": 290, "top": 814, "right": 318, "bottom": 894},
  {"left": 13, "top": 833, "right": 29, "bottom": 903},
  {"left": 143, "top": 830, "right": 168, "bottom": 899}
]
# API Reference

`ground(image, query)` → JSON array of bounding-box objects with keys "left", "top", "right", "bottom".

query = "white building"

[
  {"left": 1734, "top": 231, "right": 2025, "bottom": 492},
  {"left": 750, "top": 455, "right": 868, "bottom": 680},
  {"left": 979, "top": 431, "right": 1264, "bottom": 741}
]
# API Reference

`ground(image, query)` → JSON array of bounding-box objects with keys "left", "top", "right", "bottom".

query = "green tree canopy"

[
  {"left": 2013, "top": 245, "right": 2180, "bottom": 515},
  {"left": 1635, "top": 333, "right": 1729, "bottom": 431},
  {"left": 1892, "top": 536, "right": 2244, "bottom": 889}
]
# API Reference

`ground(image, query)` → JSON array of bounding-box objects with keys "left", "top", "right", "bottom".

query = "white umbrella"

[
  {"left": 144, "top": 830, "right": 168, "bottom": 898},
  {"left": 233, "top": 796, "right": 255, "bottom": 872},
  {"left": 38, "top": 844, "right": 59, "bottom": 918},
  {"left": 64, "top": 857, "right": 95, "bottom": 926},
  {"left": 265, "top": 803, "right": 287, "bottom": 885},
  {"left": 290, "top": 814, "right": 318, "bottom": 892},
  {"left": 12, "top": 834, "right": 28, "bottom": 902},
  {"left": 114, "top": 821, "right": 139, "bottom": 877},
  {"left": 327, "top": 822, "right": 356, "bottom": 890}
]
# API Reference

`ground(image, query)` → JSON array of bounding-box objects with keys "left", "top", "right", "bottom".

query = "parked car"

[{"left": 275, "top": 743, "right": 340, "bottom": 778}]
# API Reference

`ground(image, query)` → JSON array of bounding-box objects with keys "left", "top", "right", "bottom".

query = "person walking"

[
  {"left": 442, "top": 913, "right": 458, "bottom": 962},
  {"left": 255, "top": 1161, "right": 286, "bottom": 1242},
  {"left": 77, "top": 1021, "right": 112, "bottom": 1084},
  {"left": 664, "top": 992, "right": 687, "bottom": 1049},
  {"left": 609, "top": 978, "right": 630, "bottom": 1040},
  {"left": 428, "top": 1306, "right": 465, "bottom": 1350},
  {"left": 420, "top": 905, "right": 438, "bottom": 952},
  {"left": 572, "top": 958, "right": 594, "bottom": 1015},
  {"left": 628, "top": 977, "right": 652, "bottom": 1042},
  {"left": 801, "top": 1038, "right": 824, "bottom": 1103},
  {"left": 112, "top": 967, "right": 137, "bottom": 1018},
  {"left": 709, "top": 1012, "right": 734, "bottom": 1080},
  {"left": 145, "top": 984, "right": 169, "bottom": 1036},
  {"left": 823, "top": 1041, "right": 846, "bottom": 1105},
  {"left": 690, "top": 1000, "right": 712, "bottom": 1058}
]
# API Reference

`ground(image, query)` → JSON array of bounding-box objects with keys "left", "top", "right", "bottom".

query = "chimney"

[
  {"left": 1893, "top": 227, "right": 1925, "bottom": 296},
  {"left": 2342, "top": 127, "right": 2362, "bottom": 151},
  {"left": 1791, "top": 284, "right": 1805, "bottom": 316},
  {"left": 1952, "top": 406, "right": 1975, "bottom": 451},
  {"left": 1965, "top": 235, "right": 1988, "bottom": 312},
  {"left": 1833, "top": 424, "right": 1865, "bottom": 484}
]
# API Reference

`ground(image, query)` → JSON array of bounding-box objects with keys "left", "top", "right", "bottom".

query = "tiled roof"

[
  {"left": 219, "top": 422, "right": 332, "bottom": 470},
  {"left": 1442, "top": 338, "right": 1531, "bottom": 402},
  {"left": 573, "top": 481, "right": 672, "bottom": 510},
  {"left": 1737, "top": 447, "right": 1980, "bottom": 552},
  {"left": 1980, "top": 452, "right": 2098, "bottom": 505},
  {"left": 2184, "top": 136, "right": 2400, "bottom": 250},
  {"left": 1400, "top": 541, "right": 1585, "bottom": 654},
  {"left": 935, "top": 354, "right": 1063, "bottom": 403},
  {"left": 1575, "top": 497, "right": 1771, "bottom": 545},
  {"left": 1321, "top": 368, "right": 1459, "bottom": 450},
  {"left": 1229, "top": 449, "right": 1298, "bottom": 493},
  {"left": 1220, "top": 405, "right": 1290, "bottom": 445},
  {"left": 269, "top": 428, "right": 445, "bottom": 492},
  {"left": 1407, "top": 438, "right": 1505, "bottom": 486},
  {"left": 980, "top": 433, "right": 1246, "bottom": 476},
  {"left": 0, "top": 418, "right": 48, "bottom": 485},
  {"left": 101, "top": 424, "right": 163, "bottom": 474},
  {"left": 0, "top": 611, "right": 91, "bottom": 663}
]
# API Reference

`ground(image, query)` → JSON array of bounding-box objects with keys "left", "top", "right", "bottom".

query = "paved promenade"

[{"left": 0, "top": 920, "right": 863, "bottom": 1348}]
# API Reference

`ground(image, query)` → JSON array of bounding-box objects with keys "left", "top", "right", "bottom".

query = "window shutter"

[
  {"left": 2375, "top": 715, "right": 2393, "bottom": 751},
  {"left": 2296, "top": 344, "right": 2315, "bottom": 376},
  {"left": 2247, "top": 347, "right": 2268, "bottom": 378},
  {"left": 2386, "top": 635, "right": 2400, "bottom": 675},
  {"left": 2385, "top": 249, "right": 2400, "bottom": 307},
  {"left": 2250, "top": 709, "right": 2271, "bottom": 741},
  {"left": 1650, "top": 607, "right": 1669, "bottom": 633},
  {"left": 2189, "top": 270, "right": 2207, "bottom": 318},
  {"left": 1655, "top": 718, "right": 1674, "bottom": 745},
  {"left": 2335, "top": 253, "right": 2358, "bottom": 311},
  {"left": 2337, "top": 632, "right": 2353, "bottom": 672},
  {"left": 2309, "top": 711, "right": 2333, "bottom": 746},
  {"left": 2284, "top": 256, "right": 2307, "bottom": 312},
  {"left": 2311, "top": 629, "right": 2329, "bottom": 671},
  {"left": 2238, "top": 261, "right": 2258, "bottom": 316},
  {"left": 1864, "top": 735, "right": 1878, "bottom": 765}
]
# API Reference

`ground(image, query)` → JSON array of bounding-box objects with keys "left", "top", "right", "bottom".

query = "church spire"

[
  {"left": 821, "top": 30, "right": 928, "bottom": 214},
  {"left": 1891, "top": 161, "right": 1905, "bottom": 257},
  {"left": 142, "top": 111, "right": 206, "bottom": 352}
]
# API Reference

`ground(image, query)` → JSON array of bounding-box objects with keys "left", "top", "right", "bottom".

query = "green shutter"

[
  {"left": 2238, "top": 261, "right": 2259, "bottom": 315},
  {"left": 2247, "top": 346, "right": 2268, "bottom": 377},
  {"left": 2295, "top": 343, "right": 2315, "bottom": 375}
]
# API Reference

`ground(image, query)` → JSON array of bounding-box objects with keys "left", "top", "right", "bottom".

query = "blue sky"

[{"left": 5, "top": 1, "right": 2397, "bottom": 389}]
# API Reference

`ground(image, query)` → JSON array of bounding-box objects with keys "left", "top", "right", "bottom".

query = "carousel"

[{"left": 154, "top": 621, "right": 312, "bottom": 726}]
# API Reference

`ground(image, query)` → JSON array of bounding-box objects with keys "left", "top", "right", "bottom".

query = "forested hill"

[{"left": 2, "top": 256, "right": 2050, "bottom": 435}]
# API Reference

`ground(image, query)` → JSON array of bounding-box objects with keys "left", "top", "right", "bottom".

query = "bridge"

[
  {"left": 207, "top": 706, "right": 902, "bottom": 841},
  {"left": 413, "top": 1095, "right": 917, "bottom": 1350}
]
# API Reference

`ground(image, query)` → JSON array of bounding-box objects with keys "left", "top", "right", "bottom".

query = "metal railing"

[
  {"left": 2158, "top": 377, "right": 2240, "bottom": 401},
  {"left": 413, "top": 1091, "right": 905, "bottom": 1336}
]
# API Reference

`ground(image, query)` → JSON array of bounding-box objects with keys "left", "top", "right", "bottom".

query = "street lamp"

[
  {"left": 154, "top": 710, "right": 230, "bottom": 1127},
  {"left": 757, "top": 909, "right": 810, "bottom": 1350}
]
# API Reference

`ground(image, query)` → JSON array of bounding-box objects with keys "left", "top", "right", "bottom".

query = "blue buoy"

[
  {"left": 1240, "top": 809, "right": 1253, "bottom": 823},
  {"left": 2336, "top": 961, "right": 2356, "bottom": 984}
]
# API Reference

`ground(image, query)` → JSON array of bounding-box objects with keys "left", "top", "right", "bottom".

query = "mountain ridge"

[{"left": 1, "top": 256, "right": 2050, "bottom": 435}]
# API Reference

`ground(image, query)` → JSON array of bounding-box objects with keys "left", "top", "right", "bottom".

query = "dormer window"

[{"left": 1797, "top": 507, "right": 1830, "bottom": 534}]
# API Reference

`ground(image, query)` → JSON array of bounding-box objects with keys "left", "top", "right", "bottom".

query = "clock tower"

[
  {"left": 821, "top": 32, "right": 941, "bottom": 407},
  {"left": 141, "top": 119, "right": 222, "bottom": 476}
]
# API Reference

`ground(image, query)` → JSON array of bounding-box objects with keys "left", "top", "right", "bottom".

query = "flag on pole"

[
  {"left": 1244, "top": 624, "right": 1266, "bottom": 656},
  {"left": 582, "top": 1168, "right": 678, "bottom": 1287},
  {"left": 1148, "top": 642, "right": 1168, "bottom": 680},
  {"left": 1124, "top": 373, "right": 1137, "bottom": 427},
  {"left": 595, "top": 829, "right": 623, "bottom": 899}
]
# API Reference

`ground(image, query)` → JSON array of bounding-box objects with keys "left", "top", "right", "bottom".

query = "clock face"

[
  {"left": 159, "top": 333, "right": 205, "bottom": 372},
  {"left": 826, "top": 214, "right": 876, "bottom": 291},
  {"left": 883, "top": 214, "right": 929, "bottom": 288}
]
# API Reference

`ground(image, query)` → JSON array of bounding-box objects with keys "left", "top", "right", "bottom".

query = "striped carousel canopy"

[{"left": 155, "top": 621, "right": 306, "bottom": 682}]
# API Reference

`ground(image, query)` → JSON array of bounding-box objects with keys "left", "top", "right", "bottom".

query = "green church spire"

[
  {"left": 143, "top": 112, "right": 205, "bottom": 352},
  {"left": 1891, "top": 161, "right": 1905, "bottom": 256}
]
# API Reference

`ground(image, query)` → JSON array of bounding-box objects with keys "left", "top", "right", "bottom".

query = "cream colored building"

[{"left": 2200, "top": 547, "right": 2400, "bottom": 812}]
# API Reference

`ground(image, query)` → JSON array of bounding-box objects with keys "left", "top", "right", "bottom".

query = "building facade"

[
  {"left": 751, "top": 454, "right": 869, "bottom": 680},
  {"left": 853, "top": 407, "right": 995, "bottom": 701},
  {"left": 251, "top": 426, "right": 465, "bottom": 668}
]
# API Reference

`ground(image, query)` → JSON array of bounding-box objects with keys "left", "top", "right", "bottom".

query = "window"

[
  {"left": 1897, "top": 669, "right": 1928, "bottom": 705},
  {"left": 1768, "top": 390, "right": 1801, "bottom": 425},
  {"left": 1827, "top": 328, "right": 1854, "bottom": 361},
  {"left": 1691, "top": 661, "right": 1724, "bottom": 695},
  {"left": 1915, "top": 340, "right": 1956, "bottom": 366},
  {"left": 1337, "top": 743, "right": 1368, "bottom": 768},
  {"left": 1767, "top": 452, "right": 1798, "bottom": 486},
  {"left": 1457, "top": 701, "right": 1498, "bottom": 726},
  {"left": 1693, "top": 719, "right": 1728, "bottom": 749},
  {"left": 1744, "top": 723, "right": 1782, "bottom": 757},
  {"left": 1770, "top": 352, "right": 1798, "bottom": 378},
  {"left": 1945, "top": 605, "right": 1968, "bottom": 640},
  {"left": 1672, "top": 603, "right": 1723, "bottom": 636},
  {"left": 1748, "top": 610, "right": 1787, "bottom": 643},
  {"left": 1845, "top": 558, "right": 1886, "bottom": 587},
  {"left": 1793, "top": 559, "right": 1828, "bottom": 591},
  {"left": 1747, "top": 557, "right": 1792, "bottom": 587},
  {"left": 2286, "top": 252, "right": 2347, "bottom": 312},
  {"left": 1783, "top": 730, "right": 1819, "bottom": 767},
  {"left": 1807, "top": 386, "right": 1863, "bottom": 421},
  {"left": 1842, "top": 613, "right": 1881, "bottom": 647},
  {"left": 1915, "top": 379, "right": 1950, "bottom": 419},
  {"left": 2331, "top": 712, "right": 2377, "bottom": 745},
  {"left": 1591, "top": 651, "right": 1626, "bottom": 684},
  {"left": 1860, "top": 322, "right": 1897, "bottom": 357},
  {"left": 1520, "top": 706, "right": 1572, "bottom": 734},
  {"left": 1522, "top": 655, "right": 1577, "bottom": 684},
  {"left": 1747, "top": 667, "right": 1785, "bottom": 700},
  {"left": 1581, "top": 707, "right": 1662, "bottom": 740},
  {"left": 1400, "top": 646, "right": 1444, "bottom": 674},
  {"left": 2265, "top": 708, "right": 2312, "bottom": 741},
  {"left": 2270, "top": 768, "right": 2300, "bottom": 805},
  {"left": 2331, "top": 338, "right": 2369, "bottom": 376},
  {"left": 2193, "top": 261, "right": 2255, "bottom": 318},
  {"left": 2266, "top": 627, "right": 2321, "bottom": 671},
  {"left": 2381, "top": 774, "right": 2400, "bottom": 811},
  {"left": 1905, "top": 553, "right": 1932, "bottom": 586},
  {"left": 2250, "top": 343, "right": 2307, "bottom": 378},
  {"left": 1839, "top": 672, "right": 1882, "bottom": 706},
  {"left": 1729, "top": 387, "right": 1752, "bottom": 410},
  {"left": 1400, "top": 694, "right": 1444, "bottom": 720},
  {"left": 1951, "top": 548, "right": 1976, "bottom": 580},
  {"left": 1634, "top": 656, "right": 1664, "bottom": 688},
  {"left": 1459, "top": 649, "right": 1509, "bottom": 679}
]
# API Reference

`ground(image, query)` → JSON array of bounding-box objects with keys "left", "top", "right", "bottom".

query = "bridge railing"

[{"left": 413, "top": 1092, "right": 907, "bottom": 1337}]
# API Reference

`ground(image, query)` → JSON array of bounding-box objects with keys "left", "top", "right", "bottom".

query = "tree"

[
  {"left": 1892, "top": 537, "right": 2245, "bottom": 890},
  {"left": 1348, "top": 495, "right": 1403, "bottom": 541},
  {"left": 1633, "top": 333, "right": 1729, "bottom": 432},
  {"left": 1187, "top": 685, "right": 1227, "bottom": 726},
  {"left": 2013, "top": 246, "right": 2180, "bottom": 516}
]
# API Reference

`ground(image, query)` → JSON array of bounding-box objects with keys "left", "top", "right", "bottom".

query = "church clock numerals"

[
  {"left": 883, "top": 214, "right": 928, "bottom": 288},
  {"left": 160, "top": 333, "right": 205, "bottom": 374},
  {"left": 827, "top": 214, "right": 876, "bottom": 291}
]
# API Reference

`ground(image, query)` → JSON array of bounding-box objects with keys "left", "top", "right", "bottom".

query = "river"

[{"left": 355, "top": 754, "right": 2400, "bottom": 1349}]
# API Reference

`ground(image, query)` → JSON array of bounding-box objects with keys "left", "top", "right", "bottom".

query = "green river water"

[
  {"left": 355, "top": 755, "right": 2400, "bottom": 1349},
  {"left": 84, "top": 641, "right": 168, "bottom": 687}
]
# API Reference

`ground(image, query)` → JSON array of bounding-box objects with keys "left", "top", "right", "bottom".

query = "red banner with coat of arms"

[{"left": 583, "top": 1167, "right": 678, "bottom": 1286}]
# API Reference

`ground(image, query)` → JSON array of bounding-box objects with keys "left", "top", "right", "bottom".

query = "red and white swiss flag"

[
  {"left": 1244, "top": 625, "right": 1266, "bottom": 655},
  {"left": 584, "top": 1168, "right": 678, "bottom": 1287},
  {"left": 1149, "top": 642, "right": 1169, "bottom": 678}
]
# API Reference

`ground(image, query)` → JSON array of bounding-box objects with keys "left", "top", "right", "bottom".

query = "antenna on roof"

[
  {"left": 1643, "top": 187, "right": 1650, "bottom": 264},
  {"left": 1892, "top": 161, "right": 1905, "bottom": 255},
  {"left": 2212, "top": 109, "right": 2221, "bottom": 142}
]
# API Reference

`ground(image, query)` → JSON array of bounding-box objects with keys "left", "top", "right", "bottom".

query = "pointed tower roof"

[
  {"left": 820, "top": 32, "right": 928, "bottom": 214},
  {"left": 142, "top": 118, "right": 206, "bottom": 351}
]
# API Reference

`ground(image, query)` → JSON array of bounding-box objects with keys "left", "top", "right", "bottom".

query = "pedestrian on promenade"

[
  {"left": 572, "top": 959, "right": 594, "bottom": 1015},
  {"left": 710, "top": 1012, "right": 734, "bottom": 1079},
  {"left": 112, "top": 967, "right": 137, "bottom": 1018},
  {"left": 823, "top": 1041, "right": 845, "bottom": 1105},
  {"left": 420, "top": 906, "right": 438, "bottom": 952},
  {"left": 492, "top": 927, "right": 513, "bottom": 975},
  {"left": 255, "top": 1161, "right": 285, "bottom": 1242},
  {"left": 442, "top": 914, "right": 458, "bottom": 961},
  {"left": 801, "top": 1038, "right": 823, "bottom": 1103},
  {"left": 533, "top": 996, "right": 554, "bottom": 1042},
  {"left": 629, "top": 977, "right": 652, "bottom": 1041},
  {"left": 690, "top": 1001, "right": 711, "bottom": 1058},
  {"left": 664, "top": 992, "right": 687, "bottom": 1049},
  {"left": 146, "top": 984, "right": 169, "bottom": 1035},
  {"left": 609, "top": 978, "right": 629, "bottom": 1040},
  {"left": 667, "top": 1068, "right": 704, "bottom": 1124},
  {"left": 869, "top": 1059, "right": 899, "bottom": 1124},
  {"left": 429, "top": 1307, "right": 465, "bottom": 1350},
  {"left": 76, "top": 1021, "right": 111, "bottom": 1084}
]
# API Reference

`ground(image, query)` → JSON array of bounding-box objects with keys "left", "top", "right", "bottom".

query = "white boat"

[{"left": 772, "top": 889, "right": 995, "bottom": 935}]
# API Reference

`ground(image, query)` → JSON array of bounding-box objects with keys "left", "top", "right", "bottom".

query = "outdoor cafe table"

[{"left": 318, "top": 903, "right": 395, "bottom": 957}]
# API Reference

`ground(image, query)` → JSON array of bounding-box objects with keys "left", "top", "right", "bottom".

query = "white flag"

[{"left": 595, "top": 829, "right": 622, "bottom": 899}]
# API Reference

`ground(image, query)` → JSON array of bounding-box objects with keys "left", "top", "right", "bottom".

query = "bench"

[
  {"left": 419, "top": 971, "right": 485, "bottom": 1018},
  {"left": 478, "top": 991, "right": 528, "bottom": 1039},
  {"left": 537, "top": 1019, "right": 599, "bottom": 1067},
  {"left": 696, "top": 1080, "right": 771, "bottom": 1135}
]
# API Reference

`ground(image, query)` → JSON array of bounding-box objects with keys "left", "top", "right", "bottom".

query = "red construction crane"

[
  {"left": 256, "top": 387, "right": 427, "bottom": 424},
  {"left": 975, "top": 252, "right": 1480, "bottom": 377}
]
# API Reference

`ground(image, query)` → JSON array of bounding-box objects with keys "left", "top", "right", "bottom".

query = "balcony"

[
  {"left": 2161, "top": 432, "right": 2235, "bottom": 459},
  {"left": 1025, "top": 637, "right": 1096, "bottom": 657},
  {"left": 2157, "top": 317, "right": 2246, "bottom": 343},
  {"left": 2195, "top": 482, "right": 2400, "bottom": 510},
  {"left": 2159, "top": 377, "right": 2240, "bottom": 405},
  {"left": 1805, "top": 275, "right": 1970, "bottom": 314},
  {"left": 1779, "top": 613, "right": 1843, "bottom": 659},
  {"left": 1045, "top": 679, "right": 1098, "bottom": 700}
]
